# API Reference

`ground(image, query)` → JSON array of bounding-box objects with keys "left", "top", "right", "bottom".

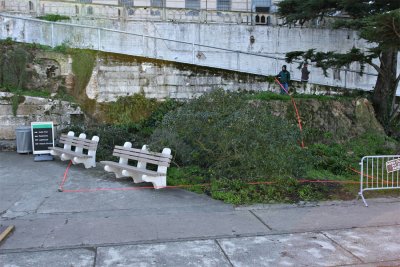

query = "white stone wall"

[
  {"left": 0, "top": 92, "right": 83, "bottom": 139},
  {"left": 86, "top": 57, "right": 272, "bottom": 102},
  {"left": 0, "top": 14, "right": 398, "bottom": 96},
  {"left": 85, "top": 55, "right": 362, "bottom": 102}
]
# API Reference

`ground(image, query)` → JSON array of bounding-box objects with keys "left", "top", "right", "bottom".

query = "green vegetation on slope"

[
  {"left": 62, "top": 90, "right": 399, "bottom": 204},
  {"left": 1, "top": 40, "right": 397, "bottom": 204}
]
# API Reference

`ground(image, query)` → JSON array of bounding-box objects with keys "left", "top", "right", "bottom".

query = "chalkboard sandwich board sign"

[{"left": 31, "top": 122, "right": 55, "bottom": 161}]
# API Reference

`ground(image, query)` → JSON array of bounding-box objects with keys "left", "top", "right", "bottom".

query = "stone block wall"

[
  {"left": 0, "top": 92, "right": 82, "bottom": 140},
  {"left": 86, "top": 56, "right": 275, "bottom": 102},
  {"left": 86, "top": 54, "right": 360, "bottom": 102}
]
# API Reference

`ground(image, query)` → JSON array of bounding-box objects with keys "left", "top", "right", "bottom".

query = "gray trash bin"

[{"left": 15, "top": 126, "right": 32, "bottom": 154}]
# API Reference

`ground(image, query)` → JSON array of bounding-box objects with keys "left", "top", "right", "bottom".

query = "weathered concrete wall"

[
  {"left": 0, "top": 92, "right": 83, "bottom": 139},
  {"left": 35, "top": 51, "right": 72, "bottom": 76},
  {"left": 27, "top": 51, "right": 73, "bottom": 92},
  {"left": 86, "top": 54, "right": 363, "bottom": 102},
  {"left": 86, "top": 55, "right": 271, "bottom": 101},
  {"left": 2, "top": 14, "right": 398, "bottom": 95}
]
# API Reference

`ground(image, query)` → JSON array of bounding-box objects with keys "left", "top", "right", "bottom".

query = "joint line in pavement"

[
  {"left": 321, "top": 232, "right": 365, "bottom": 264},
  {"left": 249, "top": 210, "right": 272, "bottom": 230},
  {"left": 214, "top": 239, "right": 234, "bottom": 267}
]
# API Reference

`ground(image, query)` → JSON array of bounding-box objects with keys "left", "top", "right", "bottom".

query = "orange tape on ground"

[
  {"left": 62, "top": 183, "right": 210, "bottom": 193},
  {"left": 58, "top": 160, "right": 72, "bottom": 192},
  {"left": 58, "top": 159, "right": 396, "bottom": 193}
]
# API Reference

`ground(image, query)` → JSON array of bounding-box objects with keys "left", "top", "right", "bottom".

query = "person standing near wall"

[
  {"left": 301, "top": 63, "right": 310, "bottom": 82},
  {"left": 276, "top": 65, "right": 291, "bottom": 94}
]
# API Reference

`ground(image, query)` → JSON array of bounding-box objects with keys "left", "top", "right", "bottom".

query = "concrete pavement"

[{"left": 0, "top": 152, "right": 400, "bottom": 266}]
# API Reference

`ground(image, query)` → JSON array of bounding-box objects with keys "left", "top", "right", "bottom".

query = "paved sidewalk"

[{"left": 1, "top": 152, "right": 400, "bottom": 266}]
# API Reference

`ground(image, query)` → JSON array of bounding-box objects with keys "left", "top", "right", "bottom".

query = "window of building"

[
  {"left": 252, "top": 0, "right": 271, "bottom": 12},
  {"left": 333, "top": 69, "right": 341, "bottom": 80},
  {"left": 185, "top": 0, "right": 200, "bottom": 10},
  {"left": 151, "top": 0, "right": 165, "bottom": 7},
  {"left": 75, "top": 5, "right": 79, "bottom": 14},
  {"left": 255, "top": 15, "right": 268, "bottom": 25},
  {"left": 119, "top": 0, "right": 134, "bottom": 7},
  {"left": 87, "top": 6, "right": 93, "bottom": 15},
  {"left": 266, "top": 16, "right": 271, "bottom": 25},
  {"left": 77, "top": 0, "right": 92, "bottom": 4},
  {"left": 29, "top": 1, "right": 34, "bottom": 11},
  {"left": 217, "top": 0, "right": 231, "bottom": 11}
]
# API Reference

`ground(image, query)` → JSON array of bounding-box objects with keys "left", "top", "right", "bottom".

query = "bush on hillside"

[{"left": 150, "top": 89, "right": 311, "bottom": 180}]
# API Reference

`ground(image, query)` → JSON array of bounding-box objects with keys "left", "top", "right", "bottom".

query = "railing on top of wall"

[
  {"left": 0, "top": 13, "right": 380, "bottom": 93},
  {"left": 0, "top": 1, "right": 279, "bottom": 26}
]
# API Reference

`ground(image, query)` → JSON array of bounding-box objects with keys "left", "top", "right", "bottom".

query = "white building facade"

[
  {"left": 2, "top": 0, "right": 281, "bottom": 12},
  {"left": 2, "top": 0, "right": 280, "bottom": 26}
]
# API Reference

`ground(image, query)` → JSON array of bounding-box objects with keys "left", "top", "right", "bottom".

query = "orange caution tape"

[{"left": 274, "top": 78, "right": 305, "bottom": 148}]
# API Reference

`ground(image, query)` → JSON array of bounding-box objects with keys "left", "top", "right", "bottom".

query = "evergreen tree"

[{"left": 277, "top": 0, "right": 400, "bottom": 134}]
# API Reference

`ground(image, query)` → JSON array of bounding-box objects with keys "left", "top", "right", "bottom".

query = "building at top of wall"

[
  {"left": 1, "top": 0, "right": 281, "bottom": 13},
  {"left": 1, "top": 0, "right": 281, "bottom": 26}
]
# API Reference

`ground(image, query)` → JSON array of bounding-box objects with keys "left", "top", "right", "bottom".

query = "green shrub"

[
  {"left": 37, "top": 14, "right": 70, "bottom": 22},
  {"left": 140, "top": 98, "right": 183, "bottom": 131},
  {"left": 0, "top": 37, "right": 14, "bottom": 46},
  {"left": 150, "top": 89, "right": 311, "bottom": 180},
  {"left": 55, "top": 85, "right": 76, "bottom": 102},
  {"left": 106, "top": 94, "right": 159, "bottom": 125},
  {"left": 2, "top": 47, "right": 30, "bottom": 89},
  {"left": 249, "top": 91, "right": 291, "bottom": 101},
  {"left": 308, "top": 143, "right": 351, "bottom": 175},
  {"left": 209, "top": 177, "right": 328, "bottom": 204},
  {"left": 308, "top": 132, "right": 399, "bottom": 177},
  {"left": 167, "top": 166, "right": 210, "bottom": 194},
  {"left": 53, "top": 42, "right": 69, "bottom": 53},
  {"left": 298, "top": 184, "right": 326, "bottom": 201},
  {"left": 347, "top": 132, "right": 398, "bottom": 157}
]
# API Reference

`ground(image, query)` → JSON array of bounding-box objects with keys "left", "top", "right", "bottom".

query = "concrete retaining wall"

[
  {"left": 87, "top": 54, "right": 360, "bottom": 102},
  {"left": 1, "top": 14, "right": 398, "bottom": 95}
]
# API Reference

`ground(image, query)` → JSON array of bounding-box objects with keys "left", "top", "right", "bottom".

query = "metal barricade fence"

[{"left": 358, "top": 155, "right": 400, "bottom": 207}]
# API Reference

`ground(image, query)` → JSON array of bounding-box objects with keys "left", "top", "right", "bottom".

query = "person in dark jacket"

[
  {"left": 301, "top": 63, "right": 310, "bottom": 82},
  {"left": 276, "top": 65, "right": 291, "bottom": 94}
]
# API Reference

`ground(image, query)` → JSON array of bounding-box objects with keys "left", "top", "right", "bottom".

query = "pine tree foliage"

[{"left": 278, "top": 0, "right": 400, "bottom": 133}]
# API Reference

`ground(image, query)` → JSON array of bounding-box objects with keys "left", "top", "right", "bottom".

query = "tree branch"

[{"left": 368, "top": 61, "right": 385, "bottom": 77}]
